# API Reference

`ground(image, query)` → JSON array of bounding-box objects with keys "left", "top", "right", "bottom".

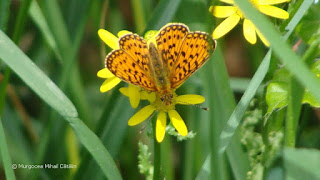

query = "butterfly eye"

[
  {"left": 170, "top": 94, "right": 173, "bottom": 98},
  {"left": 160, "top": 96, "right": 165, "bottom": 101}
]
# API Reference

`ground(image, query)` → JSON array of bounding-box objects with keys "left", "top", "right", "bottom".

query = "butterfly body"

[{"left": 105, "top": 23, "right": 216, "bottom": 106}]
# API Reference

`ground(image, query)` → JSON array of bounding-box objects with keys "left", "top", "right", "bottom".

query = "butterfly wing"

[
  {"left": 155, "top": 23, "right": 190, "bottom": 73},
  {"left": 169, "top": 31, "right": 217, "bottom": 89},
  {"left": 106, "top": 34, "right": 157, "bottom": 91}
]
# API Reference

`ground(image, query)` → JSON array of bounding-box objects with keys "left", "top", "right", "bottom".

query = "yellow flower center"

[{"left": 152, "top": 92, "right": 177, "bottom": 112}]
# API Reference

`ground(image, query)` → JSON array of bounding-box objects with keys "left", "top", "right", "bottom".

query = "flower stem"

[{"left": 153, "top": 121, "right": 161, "bottom": 180}]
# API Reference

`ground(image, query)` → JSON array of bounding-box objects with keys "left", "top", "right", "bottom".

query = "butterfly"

[{"left": 105, "top": 23, "right": 217, "bottom": 105}]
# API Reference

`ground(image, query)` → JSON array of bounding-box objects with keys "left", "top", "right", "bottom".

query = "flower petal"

[
  {"left": 258, "top": 5, "right": 289, "bottom": 19},
  {"left": 156, "top": 111, "right": 167, "bottom": 142},
  {"left": 119, "top": 87, "right": 129, "bottom": 96},
  {"left": 168, "top": 110, "right": 188, "bottom": 136},
  {"left": 128, "top": 84, "right": 140, "bottom": 108},
  {"left": 220, "top": 0, "right": 234, "bottom": 4},
  {"left": 100, "top": 77, "right": 121, "bottom": 92},
  {"left": 117, "top": 30, "right": 132, "bottom": 37},
  {"left": 255, "top": 28, "right": 270, "bottom": 46},
  {"left": 144, "top": 30, "right": 158, "bottom": 42},
  {"left": 258, "top": 0, "right": 290, "bottom": 5},
  {"left": 97, "top": 68, "right": 114, "bottom": 78},
  {"left": 128, "top": 105, "right": 156, "bottom": 126},
  {"left": 98, "top": 29, "right": 119, "bottom": 50},
  {"left": 243, "top": 19, "right": 257, "bottom": 44},
  {"left": 212, "top": 14, "right": 241, "bottom": 39},
  {"left": 140, "top": 91, "right": 156, "bottom": 102},
  {"left": 209, "top": 6, "right": 237, "bottom": 18},
  {"left": 175, "top": 95, "right": 205, "bottom": 105}
]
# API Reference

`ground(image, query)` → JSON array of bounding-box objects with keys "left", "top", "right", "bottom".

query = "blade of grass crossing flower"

[
  {"left": 0, "top": 31, "right": 122, "bottom": 180},
  {"left": 234, "top": 0, "right": 320, "bottom": 99},
  {"left": 145, "top": 0, "right": 182, "bottom": 31},
  {"left": 219, "top": 0, "right": 314, "bottom": 154},
  {"left": 0, "top": 118, "right": 15, "bottom": 180}
]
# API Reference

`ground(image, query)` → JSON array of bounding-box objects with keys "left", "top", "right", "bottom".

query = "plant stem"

[
  {"left": 153, "top": 120, "right": 161, "bottom": 180},
  {"left": 285, "top": 77, "right": 303, "bottom": 147}
]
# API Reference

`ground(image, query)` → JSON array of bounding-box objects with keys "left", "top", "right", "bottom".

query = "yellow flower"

[
  {"left": 97, "top": 29, "right": 131, "bottom": 92},
  {"left": 128, "top": 92, "right": 205, "bottom": 143},
  {"left": 119, "top": 84, "right": 156, "bottom": 108},
  {"left": 210, "top": 0, "right": 290, "bottom": 46}
]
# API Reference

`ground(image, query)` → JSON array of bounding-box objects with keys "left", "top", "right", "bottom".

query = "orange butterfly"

[{"left": 106, "top": 23, "right": 216, "bottom": 105}]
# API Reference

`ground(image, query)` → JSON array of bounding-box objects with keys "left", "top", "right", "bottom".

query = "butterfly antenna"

[
  {"left": 175, "top": 100, "right": 209, "bottom": 111},
  {"left": 139, "top": 111, "right": 157, "bottom": 133}
]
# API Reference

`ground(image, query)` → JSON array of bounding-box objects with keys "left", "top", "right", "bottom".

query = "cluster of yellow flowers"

[{"left": 211, "top": 0, "right": 290, "bottom": 46}]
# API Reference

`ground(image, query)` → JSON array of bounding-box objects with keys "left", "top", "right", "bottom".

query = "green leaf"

[
  {"left": 266, "top": 61, "right": 320, "bottom": 113},
  {"left": 284, "top": 148, "right": 320, "bottom": 180},
  {"left": 266, "top": 82, "right": 289, "bottom": 113}
]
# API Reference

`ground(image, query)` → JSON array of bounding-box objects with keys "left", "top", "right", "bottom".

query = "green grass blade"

[
  {"left": 29, "top": 1, "right": 62, "bottom": 61},
  {"left": 0, "top": 118, "right": 16, "bottom": 180},
  {"left": 40, "top": 0, "right": 72, "bottom": 60},
  {"left": 199, "top": 45, "right": 250, "bottom": 179},
  {"left": 41, "top": 0, "right": 92, "bottom": 127},
  {"left": 0, "top": 30, "right": 77, "bottom": 118},
  {"left": 131, "top": 0, "right": 147, "bottom": 34},
  {"left": 0, "top": 30, "right": 122, "bottom": 180},
  {"left": 219, "top": 50, "right": 271, "bottom": 154},
  {"left": 219, "top": 0, "right": 314, "bottom": 154},
  {"left": 68, "top": 117, "right": 122, "bottom": 180},
  {"left": 230, "top": 78, "right": 263, "bottom": 94},
  {"left": 145, "top": 0, "right": 182, "bottom": 30}
]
